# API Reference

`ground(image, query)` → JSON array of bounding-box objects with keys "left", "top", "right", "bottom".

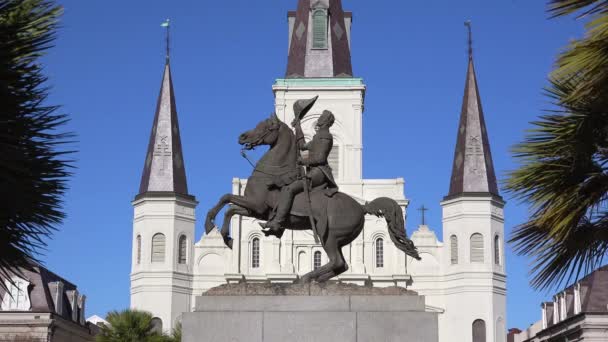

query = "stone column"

[{"left": 282, "top": 230, "right": 295, "bottom": 273}]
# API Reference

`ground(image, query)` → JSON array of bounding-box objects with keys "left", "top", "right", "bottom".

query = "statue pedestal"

[{"left": 182, "top": 283, "right": 438, "bottom": 342}]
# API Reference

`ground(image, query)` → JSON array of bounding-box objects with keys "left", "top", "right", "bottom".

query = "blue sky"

[{"left": 40, "top": 0, "right": 586, "bottom": 331}]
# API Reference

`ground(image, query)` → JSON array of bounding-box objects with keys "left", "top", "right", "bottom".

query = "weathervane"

[
  {"left": 418, "top": 205, "right": 429, "bottom": 226},
  {"left": 465, "top": 20, "right": 473, "bottom": 59},
  {"left": 161, "top": 19, "right": 170, "bottom": 61}
]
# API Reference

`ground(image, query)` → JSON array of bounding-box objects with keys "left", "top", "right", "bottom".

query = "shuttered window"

[
  {"left": 472, "top": 319, "right": 486, "bottom": 342},
  {"left": 151, "top": 233, "right": 166, "bottom": 263},
  {"left": 450, "top": 235, "right": 458, "bottom": 264},
  {"left": 494, "top": 235, "right": 500, "bottom": 265},
  {"left": 252, "top": 238, "right": 260, "bottom": 268},
  {"left": 314, "top": 251, "right": 322, "bottom": 270},
  {"left": 312, "top": 9, "right": 328, "bottom": 49},
  {"left": 178, "top": 235, "right": 187, "bottom": 264},
  {"left": 136, "top": 235, "right": 141, "bottom": 264},
  {"left": 328, "top": 144, "right": 339, "bottom": 179},
  {"left": 470, "top": 233, "right": 484, "bottom": 263},
  {"left": 376, "top": 238, "right": 384, "bottom": 268},
  {"left": 151, "top": 318, "right": 163, "bottom": 334}
]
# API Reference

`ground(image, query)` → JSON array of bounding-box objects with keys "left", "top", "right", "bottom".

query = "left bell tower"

[{"left": 130, "top": 52, "right": 197, "bottom": 331}]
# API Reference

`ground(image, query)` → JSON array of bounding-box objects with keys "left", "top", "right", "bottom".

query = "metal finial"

[
  {"left": 465, "top": 20, "right": 473, "bottom": 59},
  {"left": 418, "top": 205, "right": 429, "bottom": 226},
  {"left": 161, "top": 19, "right": 171, "bottom": 62}
]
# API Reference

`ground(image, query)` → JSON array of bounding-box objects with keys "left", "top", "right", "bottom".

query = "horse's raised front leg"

[
  {"left": 220, "top": 205, "right": 249, "bottom": 249},
  {"left": 205, "top": 194, "right": 256, "bottom": 233},
  {"left": 205, "top": 194, "right": 232, "bottom": 234},
  {"left": 205, "top": 194, "right": 267, "bottom": 248}
]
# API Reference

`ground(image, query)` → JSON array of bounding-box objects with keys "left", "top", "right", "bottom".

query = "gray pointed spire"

[
  {"left": 447, "top": 26, "right": 499, "bottom": 198},
  {"left": 286, "top": 0, "right": 353, "bottom": 78},
  {"left": 138, "top": 61, "right": 189, "bottom": 197}
]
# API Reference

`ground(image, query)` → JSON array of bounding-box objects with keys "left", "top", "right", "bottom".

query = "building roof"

[
  {"left": 286, "top": 0, "right": 353, "bottom": 78},
  {"left": 447, "top": 51, "right": 499, "bottom": 198},
  {"left": 567, "top": 264, "right": 608, "bottom": 313},
  {"left": 0, "top": 264, "right": 82, "bottom": 323},
  {"left": 138, "top": 61, "right": 189, "bottom": 197}
]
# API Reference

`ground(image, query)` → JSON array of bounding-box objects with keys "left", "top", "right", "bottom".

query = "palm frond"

[
  {"left": 0, "top": 0, "right": 73, "bottom": 290},
  {"left": 548, "top": 0, "right": 608, "bottom": 18},
  {"left": 506, "top": 74, "right": 608, "bottom": 289},
  {"left": 510, "top": 214, "right": 608, "bottom": 289}
]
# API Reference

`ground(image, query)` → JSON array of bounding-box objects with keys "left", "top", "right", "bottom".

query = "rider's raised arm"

[{"left": 295, "top": 124, "right": 308, "bottom": 151}]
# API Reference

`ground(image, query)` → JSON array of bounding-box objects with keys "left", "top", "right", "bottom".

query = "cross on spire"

[
  {"left": 418, "top": 205, "right": 429, "bottom": 226},
  {"left": 465, "top": 20, "right": 473, "bottom": 60},
  {"left": 161, "top": 19, "right": 171, "bottom": 62}
]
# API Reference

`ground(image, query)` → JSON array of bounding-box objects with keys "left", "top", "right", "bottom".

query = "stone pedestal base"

[{"left": 183, "top": 283, "right": 438, "bottom": 342}]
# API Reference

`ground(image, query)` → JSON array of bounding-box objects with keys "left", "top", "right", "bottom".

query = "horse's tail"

[{"left": 363, "top": 197, "right": 421, "bottom": 260}]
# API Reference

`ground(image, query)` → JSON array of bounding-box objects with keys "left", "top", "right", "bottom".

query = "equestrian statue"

[{"left": 205, "top": 96, "right": 420, "bottom": 283}]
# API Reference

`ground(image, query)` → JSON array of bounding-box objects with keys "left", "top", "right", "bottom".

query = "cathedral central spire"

[
  {"left": 447, "top": 23, "right": 499, "bottom": 198},
  {"left": 286, "top": 0, "right": 353, "bottom": 78},
  {"left": 138, "top": 59, "right": 189, "bottom": 197}
]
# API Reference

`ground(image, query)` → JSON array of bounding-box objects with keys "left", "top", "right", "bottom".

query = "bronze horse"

[{"left": 205, "top": 113, "right": 420, "bottom": 283}]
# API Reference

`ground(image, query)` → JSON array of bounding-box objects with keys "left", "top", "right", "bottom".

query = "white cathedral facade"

[{"left": 130, "top": 1, "right": 507, "bottom": 341}]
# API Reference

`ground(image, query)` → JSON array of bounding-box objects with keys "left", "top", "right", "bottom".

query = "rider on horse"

[{"left": 259, "top": 109, "right": 338, "bottom": 237}]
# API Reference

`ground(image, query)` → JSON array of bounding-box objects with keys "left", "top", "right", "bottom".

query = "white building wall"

[
  {"left": 433, "top": 195, "right": 506, "bottom": 342},
  {"left": 130, "top": 195, "right": 197, "bottom": 332},
  {"left": 131, "top": 79, "right": 507, "bottom": 342}
]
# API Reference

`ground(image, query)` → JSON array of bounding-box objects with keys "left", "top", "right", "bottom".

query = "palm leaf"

[
  {"left": 0, "top": 0, "right": 73, "bottom": 289},
  {"left": 506, "top": 76, "right": 608, "bottom": 289}
]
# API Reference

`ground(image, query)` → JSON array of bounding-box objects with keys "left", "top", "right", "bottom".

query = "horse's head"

[{"left": 239, "top": 113, "right": 282, "bottom": 150}]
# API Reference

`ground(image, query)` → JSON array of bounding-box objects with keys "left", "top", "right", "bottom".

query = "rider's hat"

[{"left": 293, "top": 95, "right": 319, "bottom": 121}]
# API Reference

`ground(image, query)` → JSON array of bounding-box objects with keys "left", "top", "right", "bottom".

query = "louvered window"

[
  {"left": 328, "top": 144, "right": 339, "bottom": 179},
  {"left": 151, "top": 233, "right": 166, "bottom": 263},
  {"left": 494, "top": 235, "right": 500, "bottom": 265},
  {"left": 450, "top": 235, "right": 458, "bottom": 264},
  {"left": 136, "top": 235, "right": 141, "bottom": 264},
  {"left": 376, "top": 238, "right": 384, "bottom": 268},
  {"left": 314, "top": 251, "right": 322, "bottom": 270},
  {"left": 252, "top": 238, "right": 260, "bottom": 268},
  {"left": 151, "top": 318, "right": 163, "bottom": 334},
  {"left": 472, "top": 319, "right": 486, "bottom": 342},
  {"left": 312, "top": 9, "right": 328, "bottom": 49},
  {"left": 470, "top": 233, "right": 484, "bottom": 263},
  {"left": 178, "top": 235, "right": 187, "bottom": 264}
]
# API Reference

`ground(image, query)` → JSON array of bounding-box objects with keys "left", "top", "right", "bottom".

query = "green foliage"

[
  {"left": 0, "top": 0, "right": 73, "bottom": 287},
  {"left": 507, "top": 0, "right": 608, "bottom": 290},
  {"left": 96, "top": 309, "right": 181, "bottom": 342}
]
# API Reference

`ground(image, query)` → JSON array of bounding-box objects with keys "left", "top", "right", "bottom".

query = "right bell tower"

[{"left": 439, "top": 23, "right": 507, "bottom": 342}]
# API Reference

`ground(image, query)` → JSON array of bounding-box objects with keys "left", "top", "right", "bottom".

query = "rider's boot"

[
  {"left": 259, "top": 220, "right": 283, "bottom": 237},
  {"left": 259, "top": 187, "right": 293, "bottom": 238}
]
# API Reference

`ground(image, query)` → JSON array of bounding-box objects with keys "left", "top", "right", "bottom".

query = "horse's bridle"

[
  {"left": 240, "top": 123, "right": 293, "bottom": 176},
  {"left": 242, "top": 123, "right": 275, "bottom": 151}
]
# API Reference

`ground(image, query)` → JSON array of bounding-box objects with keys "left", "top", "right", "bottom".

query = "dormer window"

[
  {"left": 1, "top": 277, "right": 31, "bottom": 311},
  {"left": 312, "top": 9, "right": 328, "bottom": 49}
]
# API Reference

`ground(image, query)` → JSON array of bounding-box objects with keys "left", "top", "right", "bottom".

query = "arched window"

[
  {"left": 251, "top": 238, "right": 260, "bottom": 268},
  {"left": 470, "top": 233, "right": 484, "bottom": 263},
  {"left": 151, "top": 317, "right": 163, "bottom": 334},
  {"left": 375, "top": 238, "right": 384, "bottom": 268},
  {"left": 314, "top": 251, "right": 322, "bottom": 270},
  {"left": 136, "top": 235, "right": 141, "bottom": 264},
  {"left": 450, "top": 235, "right": 458, "bottom": 265},
  {"left": 178, "top": 235, "right": 187, "bottom": 264},
  {"left": 494, "top": 235, "right": 500, "bottom": 265},
  {"left": 312, "top": 9, "right": 328, "bottom": 49},
  {"left": 298, "top": 251, "right": 307, "bottom": 272},
  {"left": 472, "top": 319, "right": 486, "bottom": 342},
  {"left": 151, "top": 233, "right": 166, "bottom": 263},
  {"left": 495, "top": 317, "right": 505, "bottom": 342}
]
